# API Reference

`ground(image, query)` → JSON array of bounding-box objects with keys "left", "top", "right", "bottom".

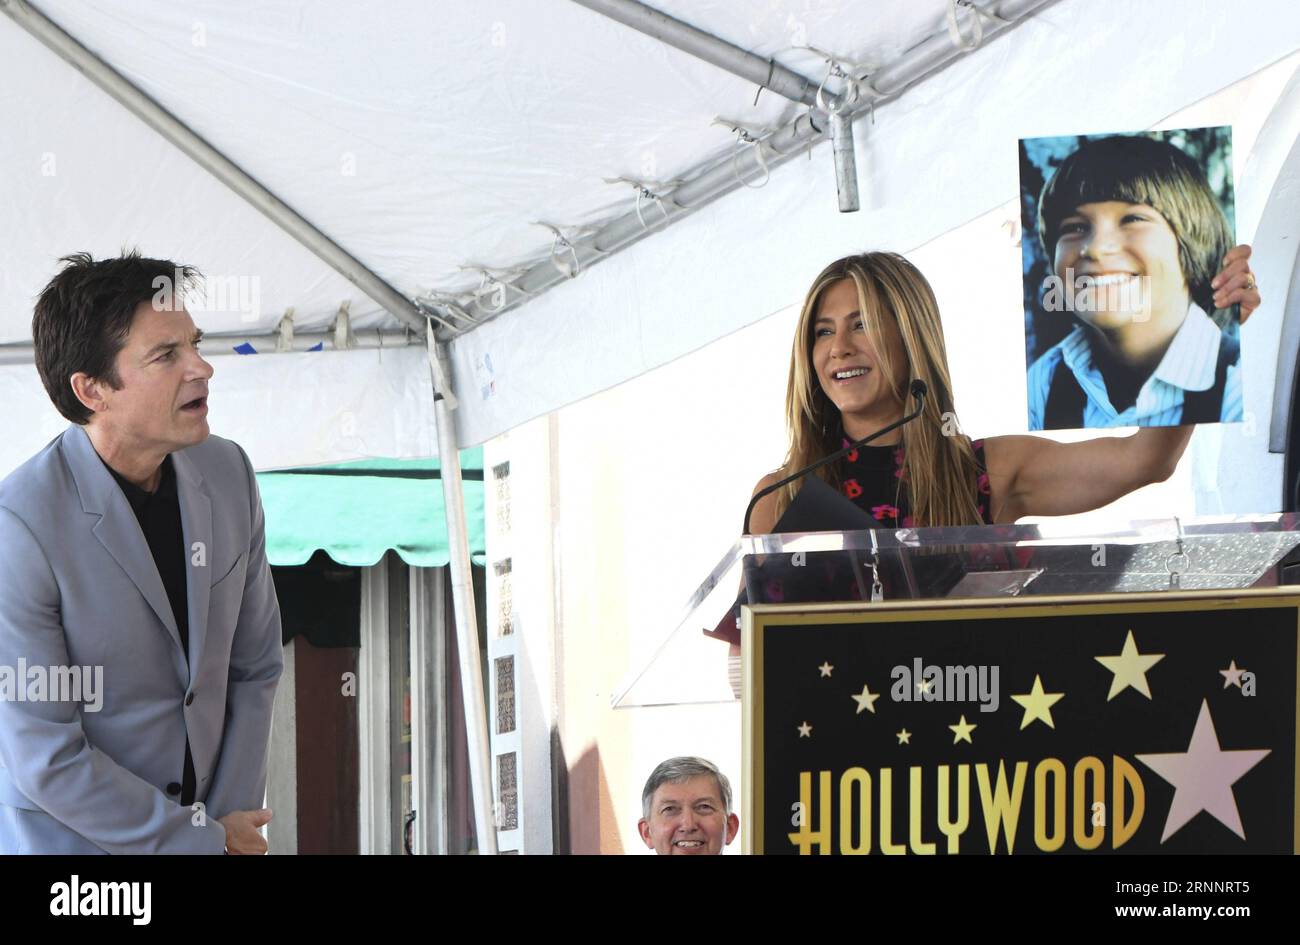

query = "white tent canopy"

[
  {"left": 1, "top": 0, "right": 1299, "bottom": 480},
  {"left": 3, "top": 0, "right": 1300, "bottom": 858}
]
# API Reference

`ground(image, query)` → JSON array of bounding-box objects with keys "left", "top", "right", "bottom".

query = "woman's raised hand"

[{"left": 1212, "top": 244, "right": 1261, "bottom": 322}]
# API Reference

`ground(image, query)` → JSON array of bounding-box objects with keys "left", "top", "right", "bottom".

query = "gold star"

[
  {"left": 797, "top": 721, "right": 812, "bottom": 738},
  {"left": 917, "top": 677, "right": 934, "bottom": 695},
  {"left": 1095, "top": 630, "right": 1165, "bottom": 700},
  {"left": 851, "top": 683, "right": 880, "bottom": 714},
  {"left": 1220, "top": 660, "right": 1245, "bottom": 689},
  {"left": 949, "top": 715, "right": 976, "bottom": 744},
  {"left": 1010, "top": 675, "right": 1065, "bottom": 729},
  {"left": 896, "top": 729, "right": 911, "bottom": 745},
  {"left": 818, "top": 661, "right": 834, "bottom": 678}
]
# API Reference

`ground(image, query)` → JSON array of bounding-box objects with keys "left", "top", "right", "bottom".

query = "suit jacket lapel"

[
  {"left": 173, "top": 450, "right": 211, "bottom": 685},
  {"left": 63, "top": 426, "right": 188, "bottom": 678}
]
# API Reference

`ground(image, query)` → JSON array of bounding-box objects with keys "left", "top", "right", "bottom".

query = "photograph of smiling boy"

[{"left": 1019, "top": 128, "right": 1240, "bottom": 431}]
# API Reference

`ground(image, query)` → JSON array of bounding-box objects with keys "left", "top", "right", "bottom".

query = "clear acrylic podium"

[{"left": 611, "top": 514, "right": 1300, "bottom": 708}]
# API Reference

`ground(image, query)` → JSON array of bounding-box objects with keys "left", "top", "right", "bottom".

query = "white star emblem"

[
  {"left": 1219, "top": 660, "right": 1246, "bottom": 689},
  {"left": 1136, "top": 700, "right": 1270, "bottom": 842}
]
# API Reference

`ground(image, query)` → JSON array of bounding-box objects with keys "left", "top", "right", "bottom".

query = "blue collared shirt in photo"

[{"left": 1027, "top": 303, "right": 1242, "bottom": 430}]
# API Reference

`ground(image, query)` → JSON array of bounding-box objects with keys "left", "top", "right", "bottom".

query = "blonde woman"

[{"left": 747, "top": 249, "right": 1259, "bottom": 535}]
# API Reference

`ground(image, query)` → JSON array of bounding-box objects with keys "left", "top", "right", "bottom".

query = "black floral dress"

[
  {"left": 711, "top": 435, "right": 1010, "bottom": 644},
  {"left": 836, "top": 435, "right": 996, "bottom": 526}
]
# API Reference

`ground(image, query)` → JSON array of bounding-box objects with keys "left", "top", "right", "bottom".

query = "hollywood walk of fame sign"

[{"left": 741, "top": 589, "right": 1298, "bottom": 854}]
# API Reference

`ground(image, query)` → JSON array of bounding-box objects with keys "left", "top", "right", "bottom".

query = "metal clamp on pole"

[
  {"left": 458, "top": 266, "right": 525, "bottom": 315},
  {"left": 812, "top": 57, "right": 863, "bottom": 213},
  {"left": 603, "top": 177, "right": 681, "bottom": 230},
  {"left": 275, "top": 308, "right": 295, "bottom": 353},
  {"left": 870, "top": 529, "right": 883, "bottom": 602},
  {"left": 416, "top": 294, "right": 479, "bottom": 335},
  {"left": 332, "top": 301, "right": 355, "bottom": 350},
  {"left": 534, "top": 221, "right": 584, "bottom": 278},
  {"left": 1166, "top": 517, "right": 1190, "bottom": 590},
  {"left": 946, "top": 0, "right": 1010, "bottom": 51},
  {"left": 713, "top": 118, "right": 772, "bottom": 190}
]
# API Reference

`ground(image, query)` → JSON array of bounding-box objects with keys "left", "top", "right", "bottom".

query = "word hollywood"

[
  {"left": 789, "top": 755, "right": 1145, "bottom": 854},
  {"left": 0, "top": 660, "right": 103, "bottom": 712},
  {"left": 50, "top": 876, "right": 151, "bottom": 925},
  {"left": 891, "top": 658, "right": 999, "bottom": 712}
]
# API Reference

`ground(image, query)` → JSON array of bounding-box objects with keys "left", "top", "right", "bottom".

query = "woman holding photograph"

[
  {"left": 1026, "top": 134, "right": 1256, "bottom": 430},
  {"left": 747, "top": 246, "right": 1258, "bottom": 535}
]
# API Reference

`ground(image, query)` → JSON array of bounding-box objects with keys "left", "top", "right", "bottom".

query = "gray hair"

[{"left": 641, "top": 756, "right": 732, "bottom": 820}]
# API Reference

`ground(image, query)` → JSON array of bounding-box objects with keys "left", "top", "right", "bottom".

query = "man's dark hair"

[{"left": 32, "top": 251, "right": 201, "bottom": 424}]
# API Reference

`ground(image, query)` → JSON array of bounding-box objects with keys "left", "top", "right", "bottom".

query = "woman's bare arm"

[{"left": 984, "top": 426, "right": 1193, "bottom": 522}]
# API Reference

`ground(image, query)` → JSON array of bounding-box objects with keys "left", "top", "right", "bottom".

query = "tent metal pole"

[
  {"left": 427, "top": 331, "right": 499, "bottom": 855},
  {"left": 459, "top": 0, "right": 1059, "bottom": 324},
  {"left": 571, "top": 0, "right": 862, "bottom": 208},
  {"left": 0, "top": 0, "right": 427, "bottom": 334},
  {"left": 570, "top": 0, "right": 821, "bottom": 107}
]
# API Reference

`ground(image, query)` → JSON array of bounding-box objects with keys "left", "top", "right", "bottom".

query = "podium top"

[{"left": 611, "top": 513, "right": 1300, "bottom": 709}]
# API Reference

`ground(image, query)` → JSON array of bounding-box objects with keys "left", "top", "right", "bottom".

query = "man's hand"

[{"left": 219, "top": 808, "right": 273, "bottom": 854}]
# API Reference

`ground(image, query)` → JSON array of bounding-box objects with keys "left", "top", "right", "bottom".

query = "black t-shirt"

[{"left": 105, "top": 455, "right": 197, "bottom": 807}]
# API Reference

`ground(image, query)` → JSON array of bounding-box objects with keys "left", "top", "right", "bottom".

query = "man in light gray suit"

[{"left": 0, "top": 252, "right": 283, "bottom": 853}]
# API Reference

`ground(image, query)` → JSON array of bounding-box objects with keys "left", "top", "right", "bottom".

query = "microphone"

[{"left": 742, "top": 380, "right": 928, "bottom": 535}]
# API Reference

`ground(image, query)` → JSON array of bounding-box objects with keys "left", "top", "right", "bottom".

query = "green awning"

[{"left": 257, "top": 449, "right": 486, "bottom": 568}]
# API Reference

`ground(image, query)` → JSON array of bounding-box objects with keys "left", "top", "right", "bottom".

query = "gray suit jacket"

[{"left": 0, "top": 425, "right": 283, "bottom": 853}]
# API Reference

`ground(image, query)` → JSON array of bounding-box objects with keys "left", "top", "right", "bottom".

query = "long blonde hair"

[{"left": 774, "top": 252, "right": 984, "bottom": 527}]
